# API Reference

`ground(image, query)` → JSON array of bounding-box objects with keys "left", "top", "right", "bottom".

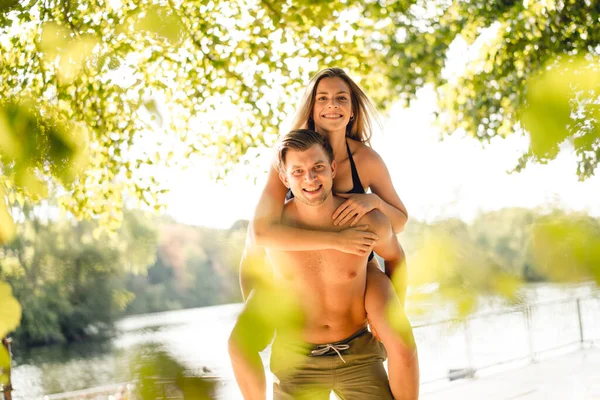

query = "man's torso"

[{"left": 266, "top": 197, "right": 374, "bottom": 344}]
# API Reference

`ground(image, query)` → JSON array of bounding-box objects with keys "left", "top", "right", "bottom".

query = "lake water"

[{"left": 10, "top": 283, "right": 600, "bottom": 399}]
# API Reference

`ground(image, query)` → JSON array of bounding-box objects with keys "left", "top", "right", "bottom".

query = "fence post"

[
  {"left": 1, "top": 337, "right": 13, "bottom": 400},
  {"left": 576, "top": 298, "right": 584, "bottom": 347},
  {"left": 463, "top": 317, "right": 474, "bottom": 371},
  {"left": 524, "top": 305, "right": 536, "bottom": 363}
]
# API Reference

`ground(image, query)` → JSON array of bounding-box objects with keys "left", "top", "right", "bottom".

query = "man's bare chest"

[{"left": 266, "top": 249, "right": 367, "bottom": 283}]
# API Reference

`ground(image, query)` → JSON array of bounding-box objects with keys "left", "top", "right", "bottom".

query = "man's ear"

[
  {"left": 279, "top": 169, "right": 290, "bottom": 188},
  {"left": 330, "top": 160, "right": 337, "bottom": 180}
]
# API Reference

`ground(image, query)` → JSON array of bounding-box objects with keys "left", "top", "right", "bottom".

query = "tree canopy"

[{"left": 2, "top": 0, "right": 599, "bottom": 239}]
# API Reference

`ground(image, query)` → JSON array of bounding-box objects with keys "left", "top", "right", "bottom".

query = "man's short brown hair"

[{"left": 276, "top": 129, "right": 334, "bottom": 172}]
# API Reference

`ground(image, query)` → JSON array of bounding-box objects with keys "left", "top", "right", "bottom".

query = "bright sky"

[{"left": 164, "top": 83, "right": 600, "bottom": 230}]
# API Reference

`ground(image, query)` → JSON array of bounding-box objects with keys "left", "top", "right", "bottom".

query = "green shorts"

[{"left": 270, "top": 327, "right": 393, "bottom": 400}]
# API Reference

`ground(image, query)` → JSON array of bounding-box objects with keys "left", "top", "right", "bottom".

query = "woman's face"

[{"left": 312, "top": 77, "right": 353, "bottom": 136}]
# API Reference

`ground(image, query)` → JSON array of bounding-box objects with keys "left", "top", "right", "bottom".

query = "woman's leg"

[{"left": 365, "top": 264, "right": 419, "bottom": 400}]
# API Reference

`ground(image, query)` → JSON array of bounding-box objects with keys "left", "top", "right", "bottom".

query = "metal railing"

[
  {"left": 412, "top": 293, "right": 600, "bottom": 384},
  {"left": 41, "top": 382, "right": 135, "bottom": 400}
]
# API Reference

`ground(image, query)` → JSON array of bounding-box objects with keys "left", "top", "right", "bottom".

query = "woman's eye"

[{"left": 317, "top": 96, "right": 327, "bottom": 101}]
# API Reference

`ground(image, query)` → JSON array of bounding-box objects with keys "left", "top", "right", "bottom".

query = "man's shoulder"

[{"left": 281, "top": 198, "right": 300, "bottom": 225}]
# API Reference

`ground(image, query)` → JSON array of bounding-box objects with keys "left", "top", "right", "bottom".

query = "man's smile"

[{"left": 303, "top": 184, "right": 323, "bottom": 194}]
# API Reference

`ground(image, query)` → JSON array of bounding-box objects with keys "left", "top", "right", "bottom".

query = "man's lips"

[{"left": 303, "top": 184, "right": 323, "bottom": 194}]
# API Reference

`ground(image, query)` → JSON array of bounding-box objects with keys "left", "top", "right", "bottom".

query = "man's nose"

[{"left": 305, "top": 170, "right": 317, "bottom": 181}]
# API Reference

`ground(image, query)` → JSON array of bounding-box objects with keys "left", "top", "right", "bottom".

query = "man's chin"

[{"left": 296, "top": 195, "right": 327, "bottom": 207}]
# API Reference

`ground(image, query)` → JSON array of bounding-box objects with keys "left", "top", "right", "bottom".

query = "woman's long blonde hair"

[{"left": 291, "top": 68, "right": 380, "bottom": 144}]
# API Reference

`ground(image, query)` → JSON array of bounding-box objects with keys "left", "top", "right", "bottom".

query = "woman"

[{"left": 241, "top": 68, "right": 418, "bottom": 399}]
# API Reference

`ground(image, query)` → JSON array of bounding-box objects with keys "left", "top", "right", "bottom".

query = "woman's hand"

[
  {"left": 333, "top": 193, "right": 381, "bottom": 227},
  {"left": 335, "top": 225, "right": 379, "bottom": 256}
]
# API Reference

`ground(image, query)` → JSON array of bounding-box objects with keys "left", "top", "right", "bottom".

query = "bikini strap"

[{"left": 345, "top": 141, "right": 364, "bottom": 193}]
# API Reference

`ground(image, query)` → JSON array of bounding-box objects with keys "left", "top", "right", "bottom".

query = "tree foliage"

[
  {"left": 124, "top": 220, "right": 244, "bottom": 314},
  {"left": 0, "top": 207, "right": 157, "bottom": 346},
  {"left": 362, "top": 1, "right": 600, "bottom": 177},
  {"left": 0, "top": 208, "right": 245, "bottom": 346},
  {"left": 0, "top": 0, "right": 380, "bottom": 237},
  {"left": 2, "top": 1, "right": 599, "bottom": 242}
]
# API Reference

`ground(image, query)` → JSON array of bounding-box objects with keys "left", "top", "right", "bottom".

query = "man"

[{"left": 229, "top": 129, "right": 419, "bottom": 400}]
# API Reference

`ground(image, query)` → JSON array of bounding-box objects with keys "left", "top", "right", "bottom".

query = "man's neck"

[{"left": 293, "top": 194, "right": 339, "bottom": 227}]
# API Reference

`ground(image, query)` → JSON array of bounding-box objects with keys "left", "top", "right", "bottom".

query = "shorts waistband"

[
  {"left": 308, "top": 326, "right": 369, "bottom": 363},
  {"left": 309, "top": 325, "right": 369, "bottom": 347}
]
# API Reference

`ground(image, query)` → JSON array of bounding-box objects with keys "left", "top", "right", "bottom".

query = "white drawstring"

[{"left": 310, "top": 343, "right": 350, "bottom": 363}]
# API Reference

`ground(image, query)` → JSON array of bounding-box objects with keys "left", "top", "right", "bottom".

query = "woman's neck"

[{"left": 318, "top": 128, "right": 348, "bottom": 162}]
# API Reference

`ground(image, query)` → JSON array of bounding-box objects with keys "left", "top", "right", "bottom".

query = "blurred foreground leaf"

[
  {"left": 0, "top": 99, "right": 89, "bottom": 246},
  {"left": 530, "top": 214, "right": 600, "bottom": 284},
  {"left": 231, "top": 269, "right": 307, "bottom": 372},
  {"left": 0, "top": 281, "right": 22, "bottom": 337},
  {"left": 135, "top": 5, "right": 184, "bottom": 44},
  {"left": 131, "top": 343, "right": 217, "bottom": 400},
  {"left": 407, "top": 222, "right": 524, "bottom": 318},
  {"left": 0, "top": 188, "right": 15, "bottom": 243},
  {"left": 0, "top": 344, "right": 9, "bottom": 386},
  {"left": 520, "top": 56, "right": 600, "bottom": 176}
]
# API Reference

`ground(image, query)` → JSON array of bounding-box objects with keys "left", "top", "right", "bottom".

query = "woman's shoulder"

[{"left": 347, "top": 138, "right": 383, "bottom": 164}]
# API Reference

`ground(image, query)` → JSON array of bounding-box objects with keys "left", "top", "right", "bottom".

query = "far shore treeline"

[{"left": 2, "top": 204, "right": 598, "bottom": 349}]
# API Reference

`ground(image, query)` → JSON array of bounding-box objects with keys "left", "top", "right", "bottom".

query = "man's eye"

[{"left": 314, "top": 165, "right": 324, "bottom": 170}]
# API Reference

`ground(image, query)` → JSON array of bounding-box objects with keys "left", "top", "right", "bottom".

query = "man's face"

[
  {"left": 280, "top": 145, "right": 336, "bottom": 206},
  {"left": 312, "top": 77, "right": 353, "bottom": 135}
]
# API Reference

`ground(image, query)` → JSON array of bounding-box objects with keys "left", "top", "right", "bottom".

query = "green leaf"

[
  {"left": 0, "top": 281, "right": 22, "bottom": 337},
  {"left": 0, "top": 345, "right": 10, "bottom": 386},
  {"left": 0, "top": 190, "right": 15, "bottom": 244}
]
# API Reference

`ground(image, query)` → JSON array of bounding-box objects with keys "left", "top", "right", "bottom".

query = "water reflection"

[{"left": 11, "top": 304, "right": 242, "bottom": 399}]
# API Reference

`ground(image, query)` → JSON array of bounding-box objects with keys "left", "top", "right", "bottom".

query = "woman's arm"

[
  {"left": 367, "top": 150, "right": 408, "bottom": 233},
  {"left": 360, "top": 149, "right": 408, "bottom": 233},
  {"left": 333, "top": 149, "right": 408, "bottom": 233},
  {"left": 252, "top": 165, "right": 378, "bottom": 256}
]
